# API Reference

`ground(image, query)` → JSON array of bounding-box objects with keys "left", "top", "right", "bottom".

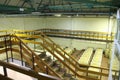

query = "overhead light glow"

[
  {"left": 67, "top": 16, "right": 71, "bottom": 18},
  {"left": 54, "top": 14, "right": 61, "bottom": 17},
  {"left": 76, "top": 14, "right": 79, "bottom": 16},
  {"left": 19, "top": 8, "right": 24, "bottom": 12}
]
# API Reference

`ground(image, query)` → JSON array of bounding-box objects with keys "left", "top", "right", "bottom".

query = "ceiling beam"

[
  {"left": 37, "top": 0, "right": 117, "bottom": 13},
  {"left": 39, "top": 3, "right": 114, "bottom": 12},
  {"left": 64, "top": 0, "right": 118, "bottom": 8},
  {"left": 0, "top": 4, "right": 35, "bottom": 13}
]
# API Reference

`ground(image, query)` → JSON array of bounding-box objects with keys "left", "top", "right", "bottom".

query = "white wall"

[
  {"left": 42, "top": 17, "right": 115, "bottom": 49},
  {"left": 24, "top": 17, "right": 45, "bottom": 30},
  {"left": 0, "top": 16, "right": 116, "bottom": 49},
  {"left": 0, "top": 16, "right": 116, "bottom": 32},
  {"left": 73, "top": 18, "right": 109, "bottom": 32},
  {"left": 51, "top": 37, "right": 106, "bottom": 50},
  {"left": 44, "top": 17, "right": 110, "bottom": 32},
  {"left": 0, "top": 17, "right": 24, "bottom": 30},
  {"left": 44, "top": 18, "right": 73, "bottom": 30}
]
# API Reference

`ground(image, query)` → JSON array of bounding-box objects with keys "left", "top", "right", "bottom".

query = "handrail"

[
  {"left": 0, "top": 34, "right": 61, "bottom": 79},
  {"left": 39, "top": 29, "right": 114, "bottom": 41},
  {"left": 0, "top": 29, "right": 115, "bottom": 42},
  {"left": 0, "top": 36, "right": 118, "bottom": 77},
  {"left": 0, "top": 61, "right": 60, "bottom": 80},
  {"left": 0, "top": 34, "right": 62, "bottom": 79},
  {"left": 0, "top": 28, "right": 113, "bottom": 35},
  {"left": 0, "top": 30, "right": 117, "bottom": 79},
  {"left": 31, "top": 37, "right": 101, "bottom": 80},
  {"left": 13, "top": 34, "right": 112, "bottom": 70},
  {"left": 11, "top": 34, "right": 62, "bottom": 78},
  {"left": 14, "top": 33, "right": 113, "bottom": 79},
  {"left": 37, "top": 28, "right": 114, "bottom": 34},
  {"left": 0, "top": 29, "right": 115, "bottom": 36},
  {"left": 0, "top": 74, "right": 13, "bottom": 80},
  {"left": 0, "top": 35, "right": 61, "bottom": 80},
  {"left": 5, "top": 36, "right": 103, "bottom": 80}
]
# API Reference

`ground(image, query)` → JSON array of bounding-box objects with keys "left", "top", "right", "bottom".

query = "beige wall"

[
  {"left": 0, "top": 16, "right": 116, "bottom": 49},
  {"left": 44, "top": 17, "right": 110, "bottom": 32},
  {"left": 51, "top": 37, "right": 106, "bottom": 50},
  {"left": 0, "top": 16, "right": 116, "bottom": 32},
  {"left": 24, "top": 17, "right": 45, "bottom": 30},
  {"left": 0, "top": 17, "right": 24, "bottom": 30}
]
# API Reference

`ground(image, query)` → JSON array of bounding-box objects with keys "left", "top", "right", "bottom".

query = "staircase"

[
  {"left": 15, "top": 31, "right": 96, "bottom": 79},
  {"left": 0, "top": 30, "right": 113, "bottom": 80},
  {"left": 13, "top": 30, "right": 109, "bottom": 80},
  {"left": 0, "top": 34, "right": 62, "bottom": 78},
  {"left": 0, "top": 34, "right": 79, "bottom": 80},
  {"left": 37, "top": 51, "right": 77, "bottom": 80}
]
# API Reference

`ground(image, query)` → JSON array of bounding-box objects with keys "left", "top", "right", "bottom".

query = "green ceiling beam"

[
  {"left": 0, "top": 4, "right": 35, "bottom": 13},
  {"left": 44, "top": 3, "right": 114, "bottom": 11},
  {"left": 64, "top": 0, "right": 118, "bottom": 8},
  {"left": 38, "top": 0, "right": 117, "bottom": 12}
]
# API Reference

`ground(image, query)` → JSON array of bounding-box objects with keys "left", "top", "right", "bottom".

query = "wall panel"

[
  {"left": 24, "top": 17, "right": 45, "bottom": 30},
  {"left": 0, "top": 16, "right": 116, "bottom": 49},
  {"left": 0, "top": 17, "right": 24, "bottom": 30}
]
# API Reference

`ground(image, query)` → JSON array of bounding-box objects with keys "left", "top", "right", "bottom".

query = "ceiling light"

[
  {"left": 19, "top": 8, "right": 24, "bottom": 12},
  {"left": 54, "top": 14, "right": 61, "bottom": 17},
  {"left": 110, "top": 16, "right": 113, "bottom": 19},
  {"left": 67, "top": 16, "right": 71, "bottom": 18},
  {"left": 76, "top": 14, "right": 79, "bottom": 16}
]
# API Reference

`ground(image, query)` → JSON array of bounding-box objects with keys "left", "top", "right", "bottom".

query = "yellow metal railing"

[
  {"left": 0, "top": 29, "right": 118, "bottom": 80},
  {"left": 0, "top": 29, "right": 115, "bottom": 42},
  {"left": 14, "top": 32, "right": 117, "bottom": 80},
  {"left": 0, "top": 60, "right": 60, "bottom": 80},
  {"left": 0, "top": 34, "right": 61, "bottom": 79},
  {"left": 39, "top": 28, "right": 115, "bottom": 42}
]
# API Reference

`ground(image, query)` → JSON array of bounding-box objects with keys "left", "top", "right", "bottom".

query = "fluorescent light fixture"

[
  {"left": 76, "top": 14, "right": 79, "bottom": 16},
  {"left": 19, "top": 8, "right": 24, "bottom": 11},
  {"left": 110, "top": 16, "right": 113, "bottom": 18},
  {"left": 67, "top": 16, "right": 71, "bottom": 18},
  {"left": 54, "top": 14, "right": 61, "bottom": 17}
]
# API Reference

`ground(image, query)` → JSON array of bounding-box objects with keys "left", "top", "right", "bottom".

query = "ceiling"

[{"left": 0, "top": 0, "right": 120, "bottom": 15}]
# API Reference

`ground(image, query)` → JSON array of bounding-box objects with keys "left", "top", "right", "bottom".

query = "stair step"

[
  {"left": 39, "top": 52, "right": 46, "bottom": 58},
  {"left": 70, "top": 78, "right": 78, "bottom": 80},
  {"left": 44, "top": 56, "right": 52, "bottom": 62},
  {"left": 25, "top": 38, "right": 35, "bottom": 40},
  {"left": 45, "top": 60, "right": 53, "bottom": 66},
  {"left": 56, "top": 71, "right": 65, "bottom": 77},
  {"left": 56, "top": 68, "right": 67, "bottom": 77},
  {"left": 63, "top": 77, "right": 70, "bottom": 80},
  {"left": 38, "top": 52, "right": 76, "bottom": 80},
  {"left": 52, "top": 65, "right": 60, "bottom": 71},
  {"left": 62, "top": 73, "right": 74, "bottom": 80},
  {"left": 63, "top": 73, "right": 73, "bottom": 78},
  {"left": 0, "top": 45, "right": 4, "bottom": 48}
]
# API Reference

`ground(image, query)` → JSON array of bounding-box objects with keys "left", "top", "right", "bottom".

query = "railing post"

[
  {"left": 32, "top": 53, "right": 35, "bottom": 70},
  {"left": 4, "top": 36, "right": 9, "bottom": 62},
  {"left": 33, "top": 32, "right": 36, "bottom": 51},
  {"left": 106, "top": 34, "right": 108, "bottom": 41},
  {"left": 5, "top": 31, "right": 7, "bottom": 35},
  {"left": 3, "top": 67, "right": 7, "bottom": 77},
  {"left": 10, "top": 35, "right": 13, "bottom": 62},
  {"left": 43, "top": 35, "right": 45, "bottom": 52},
  {"left": 46, "top": 67, "right": 49, "bottom": 74},
  {"left": 20, "top": 41, "right": 23, "bottom": 66},
  {"left": 100, "top": 68, "right": 102, "bottom": 80},
  {"left": 74, "top": 61, "right": 77, "bottom": 78},
  {"left": 52, "top": 43, "right": 55, "bottom": 60}
]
